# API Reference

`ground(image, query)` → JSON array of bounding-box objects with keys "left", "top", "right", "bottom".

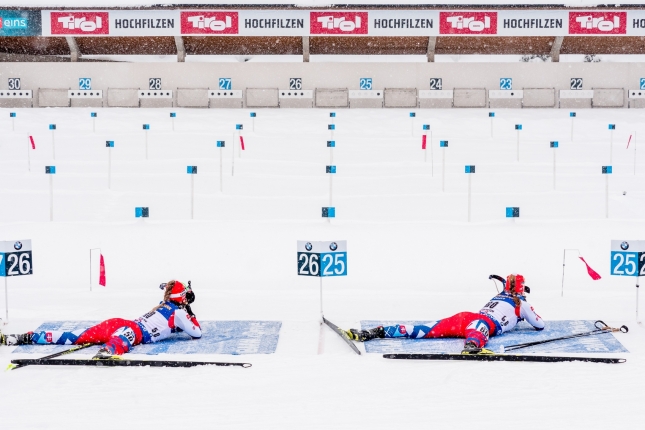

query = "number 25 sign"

[
  {"left": 610, "top": 240, "right": 645, "bottom": 277},
  {"left": 297, "top": 240, "right": 347, "bottom": 277}
]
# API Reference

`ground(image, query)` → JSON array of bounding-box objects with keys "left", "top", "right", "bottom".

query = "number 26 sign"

[
  {"left": 610, "top": 240, "right": 645, "bottom": 277},
  {"left": 0, "top": 240, "right": 33, "bottom": 277},
  {"left": 297, "top": 240, "right": 347, "bottom": 277}
]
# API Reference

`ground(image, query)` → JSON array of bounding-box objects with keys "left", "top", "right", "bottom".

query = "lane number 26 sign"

[
  {"left": 297, "top": 240, "right": 347, "bottom": 277},
  {"left": 0, "top": 240, "right": 33, "bottom": 277}
]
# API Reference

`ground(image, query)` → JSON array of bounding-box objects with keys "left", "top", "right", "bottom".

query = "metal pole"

[
  {"left": 637, "top": 278, "right": 640, "bottom": 321},
  {"left": 424, "top": 132, "right": 427, "bottom": 163},
  {"left": 145, "top": 131, "right": 148, "bottom": 160},
  {"left": 430, "top": 131, "right": 434, "bottom": 177},
  {"left": 319, "top": 277, "right": 323, "bottom": 316},
  {"left": 89, "top": 249, "right": 92, "bottom": 292},
  {"left": 553, "top": 148, "right": 556, "bottom": 190},
  {"left": 12, "top": 118, "right": 15, "bottom": 132},
  {"left": 571, "top": 117, "right": 574, "bottom": 141},
  {"left": 108, "top": 147, "right": 112, "bottom": 189},
  {"left": 191, "top": 173, "right": 194, "bottom": 220},
  {"left": 93, "top": 117, "right": 96, "bottom": 133},
  {"left": 4, "top": 276, "right": 8, "bottom": 322},
  {"left": 634, "top": 131, "right": 637, "bottom": 176},
  {"left": 172, "top": 118, "right": 175, "bottom": 132},
  {"left": 442, "top": 149, "right": 446, "bottom": 192},
  {"left": 490, "top": 117, "right": 493, "bottom": 138},
  {"left": 516, "top": 130, "right": 520, "bottom": 162},
  {"left": 329, "top": 174, "right": 333, "bottom": 207},
  {"left": 605, "top": 174, "right": 609, "bottom": 218},
  {"left": 610, "top": 129, "right": 614, "bottom": 164},
  {"left": 561, "top": 250, "right": 566, "bottom": 297},
  {"left": 219, "top": 147, "right": 223, "bottom": 192},
  {"left": 467, "top": 173, "right": 472, "bottom": 222},
  {"left": 27, "top": 136, "right": 31, "bottom": 172},
  {"left": 231, "top": 137, "right": 235, "bottom": 177},
  {"left": 52, "top": 131, "right": 56, "bottom": 160},
  {"left": 50, "top": 174, "right": 54, "bottom": 221}
]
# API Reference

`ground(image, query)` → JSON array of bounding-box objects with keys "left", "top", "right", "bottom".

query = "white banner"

[{"left": 40, "top": 9, "right": 645, "bottom": 37}]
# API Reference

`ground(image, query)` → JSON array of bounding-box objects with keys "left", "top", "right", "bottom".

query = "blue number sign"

[
  {"left": 610, "top": 240, "right": 645, "bottom": 277},
  {"left": 219, "top": 78, "right": 232, "bottom": 90},
  {"left": 359, "top": 78, "right": 372, "bottom": 90},
  {"left": 0, "top": 240, "right": 33, "bottom": 277},
  {"left": 297, "top": 240, "right": 347, "bottom": 277},
  {"left": 79, "top": 78, "right": 91, "bottom": 90},
  {"left": 640, "top": 78, "right": 645, "bottom": 90},
  {"left": 500, "top": 78, "right": 512, "bottom": 90}
]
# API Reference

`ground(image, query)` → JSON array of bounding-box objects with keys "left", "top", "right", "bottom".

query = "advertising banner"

[
  {"left": 0, "top": 10, "right": 41, "bottom": 36},
  {"left": 34, "top": 9, "right": 645, "bottom": 37}
]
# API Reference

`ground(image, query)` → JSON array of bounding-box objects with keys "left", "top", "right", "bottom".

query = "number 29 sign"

[
  {"left": 0, "top": 240, "right": 33, "bottom": 277},
  {"left": 297, "top": 240, "right": 347, "bottom": 277},
  {"left": 610, "top": 240, "right": 645, "bottom": 277}
]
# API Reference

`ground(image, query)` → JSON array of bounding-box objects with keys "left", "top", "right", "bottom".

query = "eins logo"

[
  {"left": 569, "top": 11, "right": 626, "bottom": 35},
  {"left": 0, "top": 17, "right": 28, "bottom": 30},
  {"left": 439, "top": 12, "right": 497, "bottom": 35},
  {"left": 181, "top": 12, "right": 239, "bottom": 34},
  {"left": 50, "top": 12, "right": 109, "bottom": 35},
  {"left": 310, "top": 12, "right": 368, "bottom": 34}
]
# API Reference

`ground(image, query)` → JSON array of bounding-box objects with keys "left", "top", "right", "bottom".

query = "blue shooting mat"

[
  {"left": 360, "top": 320, "right": 628, "bottom": 354},
  {"left": 12, "top": 320, "right": 282, "bottom": 356}
]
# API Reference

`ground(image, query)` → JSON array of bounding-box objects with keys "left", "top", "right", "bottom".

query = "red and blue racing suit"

[
  {"left": 381, "top": 292, "right": 544, "bottom": 348},
  {"left": 28, "top": 301, "right": 202, "bottom": 355}
]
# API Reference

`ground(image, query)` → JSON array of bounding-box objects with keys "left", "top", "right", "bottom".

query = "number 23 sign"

[
  {"left": 297, "top": 240, "right": 347, "bottom": 277},
  {"left": 610, "top": 240, "right": 645, "bottom": 277},
  {"left": 0, "top": 240, "right": 33, "bottom": 277}
]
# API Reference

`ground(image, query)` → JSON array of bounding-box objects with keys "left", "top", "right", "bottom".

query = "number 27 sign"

[
  {"left": 610, "top": 240, "right": 645, "bottom": 277},
  {"left": 297, "top": 240, "right": 347, "bottom": 277}
]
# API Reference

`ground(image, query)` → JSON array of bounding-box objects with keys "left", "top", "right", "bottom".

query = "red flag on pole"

[
  {"left": 29, "top": 136, "right": 36, "bottom": 149},
  {"left": 99, "top": 254, "right": 106, "bottom": 286},
  {"left": 579, "top": 256, "right": 601, "bottom": 280},
  {"left": 627, "top": 135, "right": 632, "bottom": 149},
  {"left": 421, "top": 134, "right": 427, "bottom": 150},
  {"left": 240, "top": 135, "right": 245, "bottom": 151}
]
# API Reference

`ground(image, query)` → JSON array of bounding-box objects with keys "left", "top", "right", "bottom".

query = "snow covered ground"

[{"left": 0, "top": 106, "right": 644, "bottom": 429}]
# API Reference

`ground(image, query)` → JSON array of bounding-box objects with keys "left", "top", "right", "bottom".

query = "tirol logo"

[
  {"left": 51, "top": 12, "right": 109, "bottom": 35},
  {"left": 439, "top": 12, "right": 497, "bottom": 35},
  {"left": 181, "top": 11, "right": 238, "bottom": 34},
  {"left": 310, "top": 12, "right": 368, "bottom": 35},
  {"left": 569, "top": 12, "right": 626, "bottom": 35}
]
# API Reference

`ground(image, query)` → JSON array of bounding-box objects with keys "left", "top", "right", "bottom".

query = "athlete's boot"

[
  {"left": 347, "top": 326, "right": 385, "bottom": 342},
  {"left": 93, "top": 348, "right": 119, "bottom": 360},
  {"left": 462, "top": 341, "right": 494, "bottom": 355},
  {"left": 1, "top": 333, "right": 32, "bottom": 346}
]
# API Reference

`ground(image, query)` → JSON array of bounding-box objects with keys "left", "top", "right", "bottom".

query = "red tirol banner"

[
  {"left": 39, "top": 10, "right": 645, "bottom": 37},
  {"left": 99, "top": 254, "right": 106, "bottom": 287}
]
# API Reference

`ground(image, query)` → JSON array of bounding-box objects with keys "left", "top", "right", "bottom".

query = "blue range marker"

[
  {"left": 49, "top": 124, "right": 56, "bottom": 130},
  {"left": 440, "top": 140, "right": 448, "bottom": 147},
  {"left": 506, "top": 207, "right": 520, "bottom": 218},
  {"left": 550, "top": 141, "right": 559, "bottom": 148},
  {"left": 135, "top": 207, "right": 149, "bottom": 218},
  {"left": 423, "top": 124, "right": 430, "bottom": 130},
  {"left": 236, "top": 124, "right": 243, "bottom": 130},
  {"left": 217, "top": 141, "right": 225, "bottom": 147},
  {"left": 187, "top": 166, "right": 197, "bottom": 174},
  {"left": 602, "top": 166, "right": 613, "bottom": 174},
  {"left": 45, "top": 166, "right": 56, "bottom": 174},
  {"left": 322, "top": 207, "right": 335, "bottom": 218},
  {"left": 327, "top": 140, "right": 335, "bottom": 148},
  {"left": 489, "top": 112, "right": 495, "bottom": 117},
  {"left": 608, "top": 124, "right": 616, "bottom": 130},
  {"left": 91, "top": 112, "right": 97, "bottom": 118},
  {"left": 250, "top": 112, "right": 256, "bottom": 118},
  {"left": 106, "top": 141, "right": 114, "bottom": 148},
  {"left": 326, "top": 165, "right": 336, "bottom": 174},
  {"left": 465, "top": 165, "right": 475, "bottom": 173},
  {"left": 143, "top": 124, "right": 150, "bottom": 130},
  {"left": 515, "top": 124, "right": 522, "bottom": 130}
]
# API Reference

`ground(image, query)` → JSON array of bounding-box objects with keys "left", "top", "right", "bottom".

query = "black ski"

[
  {"left": 322, "top": 316, "right": 361, "bottom": 355},
  {"left": 383, "top": 353, "right": 625, "bottom": 364},
  {"left": 9, "top": 358, "right": 252, "bottom": 369}
]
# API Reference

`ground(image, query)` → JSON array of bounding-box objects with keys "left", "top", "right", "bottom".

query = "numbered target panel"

[
  {"left": 8, "top": 78, "right": 21, "bottom": 90},
  {"left": 297, "top": 240, "right": 347, "bottom": 278},
  {"left": 219, "top": 78, "right": 232, "bottom": 90},
  {"left": 429, "top": 78, "right": 443, "bottom": 90},
  {"left": 0, "top": 240, "right": 33, "bottom": 277},
  {"left": 499, "top": 78, "right": 512, "bottom": 90},
  {"left": 570, "top": 78, "right": 583, "bottom": 90},
  {"left": 149, "top": 78, "right": 162, "bottom": 90},
  {"left": 289, "top": 78, "right": 302, "bottom": 90},
  {"left": 359, "top": 78, "right": 372, "bottom": 90},
  {"left": 79, "top": 78, "right": 92, "bottom": 90},
  {"left": 610, "top": 240, "right": 645, "bottom": 277}
]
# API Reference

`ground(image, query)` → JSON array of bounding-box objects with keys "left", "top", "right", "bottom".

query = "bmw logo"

[
  {"left": 305, "top": 242, "right": 313, "bottom": 251},
  {"left": 329, "top": 242, "right": 338, "bottom": 251},
  {"left": 621, "top": 241, "right": 629, "bottom": 250},
  {"left": 13, "top": 241, "right": 22, "bottom": 250}
]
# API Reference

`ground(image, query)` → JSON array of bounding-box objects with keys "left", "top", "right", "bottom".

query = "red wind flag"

[
  {"left": 579, "top": 256, "right": 601, "bottom": 280},
  {"left": 29, "top": 135, "right": 36, "bottom": 149},
  {"left": 99, "top": 254, "right": 106, "bottom": 287},
  {"left": 627, "top": 135, "right": 632, "bottom": 149},
  {"left": 421, "top": 134, "right": 427, "bottom": 150},
  {"left": 240, "top": 135, "right": 245, "bottom": 151}
]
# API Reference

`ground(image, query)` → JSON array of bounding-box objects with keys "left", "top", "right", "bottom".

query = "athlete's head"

[
  {"left": 505, "top": 274, "right": 526, "bottom": 296},
  {"left": 163, "top": 280, "right": 187, "bottom": 304}
]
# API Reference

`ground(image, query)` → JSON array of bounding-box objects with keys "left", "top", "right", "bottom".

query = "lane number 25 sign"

[{"left": 297, "top": 240, "right": 347, "bottom": 277}]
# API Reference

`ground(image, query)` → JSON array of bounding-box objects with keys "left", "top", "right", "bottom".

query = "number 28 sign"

[
  {"left": 610, "top": 240, "right": 645, "bottom": 277},
  {"left": 297, "top": 240, "right": 347, "bottom": 277},
  {"left": 0, "top": 240, "right": 33, "bottom": 277}
]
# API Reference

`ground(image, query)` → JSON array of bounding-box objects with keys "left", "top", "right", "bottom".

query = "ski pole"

[
  {"left": 7, "top": 343, "right": 93, "bottom": 371},
  {"left": 501, "top": 321, "right": 628, "bottom": 353}
]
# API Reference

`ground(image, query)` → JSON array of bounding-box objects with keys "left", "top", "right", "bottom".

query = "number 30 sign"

[
  {"left": 297, "top": 240, "right": 347, "bottom": 277},
  {"left": 0, "top": 240, "right": 33, "bottom": 277},
  {"left": 610, "top": 240, "right": 645, "bottom": 277}
]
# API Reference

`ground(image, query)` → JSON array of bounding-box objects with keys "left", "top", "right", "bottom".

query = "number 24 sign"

[
  {"left": 297, "top": 240, "right": 347, "bottom": 277},
  {"left": 0, "top": 240, "right": 33, "bottom": 277},
  {"left": 610, "top": 240, "right": 645, "bottom": 277}
]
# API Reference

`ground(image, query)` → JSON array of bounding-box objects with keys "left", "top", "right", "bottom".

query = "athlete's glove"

[{"left": 185, "top": 304, "right": 196, "bottom": 317}]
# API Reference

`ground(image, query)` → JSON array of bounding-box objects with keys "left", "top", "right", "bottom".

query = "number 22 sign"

[{"left": 297, "top": 240, "right": 347, "bottom": 277}]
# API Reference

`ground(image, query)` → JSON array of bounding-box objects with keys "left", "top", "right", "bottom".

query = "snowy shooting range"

[{"left": 1, "top": 19, "right": 645, "bottom": 427}]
